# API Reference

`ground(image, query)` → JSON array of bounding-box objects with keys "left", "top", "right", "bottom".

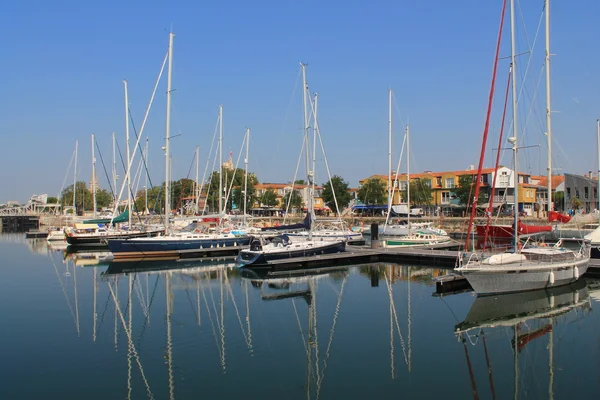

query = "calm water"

[{"left": 2, "top": 233, "right": 600, "bottom": 400}]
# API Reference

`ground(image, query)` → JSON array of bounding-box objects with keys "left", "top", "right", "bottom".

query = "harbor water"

[{"left": 2, "top": 233, "right": 600, "bottom": 399}]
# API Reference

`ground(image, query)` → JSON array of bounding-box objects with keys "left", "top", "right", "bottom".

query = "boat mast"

[
  {"left": 112, "top": 132, "right": 117, "bottom": 206},
  {"left": 510, "top": 0, "right": 519, "bottom": 251},
  {"left": 406, "top": 124, "right": 411, "bottom": 231},
  {"left": 218, "top": 105, "right": 224, "bottom": 218},
  {"left": 388, "top": 89, "right": 392, "bottom": 217},
  {"left": 123, "top": 79, "right": 132, "bottom": 228},
  {"left": 195, "top": 145, "right": 199, "bottom": 214},
  {"left": 244, "top": 128, "right": 250, "bottom": 226},
  {"left": 91, "top": 133, "right": 97, "bottom": 218},
  {"left": 312, "top": 92, "right": 318, "bottom": 222},
  {"left": 145, "top": 137, "right": 149, "bottom": 215},
  {"left": 545, "top": 0, "right": 553, "bottom": 214},
  {"left": 301, "top": 63, "right": 313, "bottom": 239},
  {"left": 597, "top": 119, "right": 599, "bottom": 213},
  {"left": 73, "top": 140, "right": 78, "bottom": 216},
  {"left": 165, "top": 32, "right": 174, "bottom": 230}
]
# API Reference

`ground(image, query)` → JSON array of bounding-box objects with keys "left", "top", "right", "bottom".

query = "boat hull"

[
  {"left": 459, "top": 258, "right": 589, "bottom": 295},
  {"left": 65, "top": 229, "right": 165, "bottom": 247},
  {"left": 107, "top": 235, "right": 251, "bottom": 260},
  {"left": 236, "top": 240, "right": 346, "bottom": 267}
]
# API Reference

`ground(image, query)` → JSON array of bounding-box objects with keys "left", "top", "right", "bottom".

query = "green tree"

[
  {"left": 206, "top": 168, "right": 258, "bottom": 212},
  {"left": 172, "top": 178, "right": 195, "bottom": 210},
  {"left": 135, "top": 186, "right": 164, "bottom": 214},
  {"left": 321, "top": 175, "right": 352, "bottom": 215},
  {"left": 260, "top": 189, "right": 279, "bottom": 208},
  {"left": 453, "top": 175, "right": 486, "bottom": 207},
  {"left": 233, "top": 179, "right": 258, "bottom": 214},
  {"left": 95, "top": 189, "right": 113, "bottom": 209},
  {"left": 402, "top": 179, "right": 434, "bottom": 205},
  {"left": 283, "top": 189, "right": 304, "bottom": 213},
  {"left": 294, "top": 179, "right": 306, "bottom": 185},
  {"left": 357, "top": 179, "right": 387, "bottom": 206},
  {"left": 60, "top": 181, "right": 92, "bottom": 215},
  {"left": 46, "top": 196, "right": 58, "bottom": 204},
  {"left": 553, "top": 191, "right": 565, "bottom": 211},
  {"left": 572, "top": 197, "right": 582, "bottom": 210}
]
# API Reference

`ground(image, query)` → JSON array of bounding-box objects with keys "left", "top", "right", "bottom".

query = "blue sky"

[{"left": 1, "top": 0, "right": 600, "bottom": 203}]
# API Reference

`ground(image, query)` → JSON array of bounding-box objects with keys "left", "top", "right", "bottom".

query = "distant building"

[{"left": 563, "top": 173, "right": 598, "bottom": 212}]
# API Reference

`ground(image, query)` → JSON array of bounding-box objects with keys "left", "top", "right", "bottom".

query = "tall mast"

[
  {"left": 388, "top": 89, "right": 392, "bottom": 213},
  {"left": 406, "top": 124, "right": 411, "bottom": 231},
  {"left": 300, "top": 63, "right": 312, "bottom": 239},
  {"left": 73, "top": 140, "right": 78, "bottom": 215},
  {"left": 597, "top": 119, "right": 600, "bottom": 213},
  {"left": 244, "top": 128, "right": 250, "bottom": 226},
  {"left": 510, "top": 0, "right": 519, "bottom": 251},
  {"left": 195, "top": 145, "right": 200, "bottom": 214},
  {"left": 123, "top": 79, "right": 132, "bottom": 228},
  {"left": 145, "top": 137, "right": 149, "bottom": 215},
  {"left": 91, "top": 133, "right": 97, "bottom": 218},
  {"left": 545, "top": 0, "right": 553, "bottom": 213},
  {"left": 112, "top": 132, "right": 117, "bottom": 206},
  {"left": 165, "top": 32, "right": 174, "bottom": 229},
  {"left": 312, "top": 92, "right": 318, "bottom": 223},
  {"left": 218, "top": 105, "right": 223, "bottom": 217}
]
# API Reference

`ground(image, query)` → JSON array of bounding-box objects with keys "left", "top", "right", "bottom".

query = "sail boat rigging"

[
  {"left": 457, "top": 0, "right": 591, "bottom": 295},
  {"left": 107, "top": 33, "right": 251, "bottom": 261},
  {"left": 236, "top": 63, "right": 346, "bottom": 268}
]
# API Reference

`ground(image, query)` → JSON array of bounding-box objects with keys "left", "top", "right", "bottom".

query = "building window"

[
  {"left": 400, "top": 181, "right": 407, "bottom": 191},
  {"left": 567, "top": 188, "right": 571, "bottom": 199},
  {"left": 423, "top": 179, "right": 432, "bottom": 188},
  {"left": 436, "top": 177, "right": 442, "bottom": 187},
  {"left": 499, "top": 172, "right": 509, "bottom": 186},
  {"left": 585, "top": 187, "right": 589, "bottom": 199},
  {"left": 445, "top": 178, "right": 455, "bottom": 188},
  {"left": 595, "top": 187, "right": 598, "bottom": 199},
  {"left": 442, "top": 192, "right": 450, "bottom": 204}
]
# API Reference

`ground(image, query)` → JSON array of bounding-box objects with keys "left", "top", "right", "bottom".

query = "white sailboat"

[
  {"left": 107, "top": 33, "right": 250, "bottom": 261},
  {"left": 236, "top": 63, "right": 346, "bottom": 268},
  {"left": 384, "top": 123, "right": 452, "bottom": 248},
  {"left": 456, "top": 0, "right": 590, "bottom": 295}
]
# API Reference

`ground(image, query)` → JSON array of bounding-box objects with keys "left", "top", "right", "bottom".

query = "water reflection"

[
  {"left": 455, "top": 280, "right": 591, "bottom": 400},
  {"left": 5, "top": 233, "right": 600, "bottom": 399}
]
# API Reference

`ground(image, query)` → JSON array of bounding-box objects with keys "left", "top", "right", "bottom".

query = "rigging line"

[
  {"left": 133, "top": 278, "right": 150, "bottom": 319},
  {"left": 198, "top": 116, "right": 220, "bottom": 215},
  {"left": 283, "top": 134, "right": 307, "bottom": 224},
  {"left": 385, "top": 132, "right": 408, "bottom": 230},
  {"left": 95, "top": 138, "right": 116, "bottom": 197},
  {"left": 199, "top": 277, "right": 222, "bottom": 363},
  {"left": 384, "top": 270, "right": 409, "bottom": 365},
  {"left": 461, "top": 334, "right": 480, "bottom": 400},
  {"left": 97, "top": 289, "right": 113, "bottom": 335},
  {"left": 485, "top": 67, "right": 512, "bottom": 245},
  {"left": 206, "top": 273, "right": 225, "bottom": 366},
  {"left": 107, "top": 280, "right": 155, "bottom": 399},
  {"left": 465, "top": 0, "right": 508, "bottom": 250},
  {"left": 59, "top": 147, "right": 77, "bottom": 202},
  {"left": 271, "top": 67, "right": 303, "bottom": 170},
  {"left": 310, "top": 96, "right": 343, "bottom": 223},
  {"left": 316, "top": 276, "right": 348, "bottom": 399},
  {"left": 136, "top": 274, "right": 161, "bottom": 347},
  {"left": 223, "top": 133, "right": 247, "bottom": 213},
  {"left": 498, "top": 50, "right": 531, "bottom": 60},
  {"left": 292, "top": 298, "right": 309, "bottom": 353},
  {"left": 49, "top": 253, "right": 77, "bottom": 329},
  {"left": 482, "top": 330, "right": 498, "bottom": 400},
  {"left": 223, "top": 271, "right": 250, "bottom": 347}
]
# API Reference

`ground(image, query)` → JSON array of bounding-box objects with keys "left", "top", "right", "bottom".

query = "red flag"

[{"left": 548, "top": 210, "right": 571, "bottom": 223}]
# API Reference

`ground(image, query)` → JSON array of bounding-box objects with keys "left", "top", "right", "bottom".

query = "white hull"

[{"left": 458, "top": 257, "right": 589, "bottom": 295}]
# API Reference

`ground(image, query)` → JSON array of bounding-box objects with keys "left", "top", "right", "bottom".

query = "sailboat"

[
  {"left": 383, "top": 123, "right": 453, "bottom": 248},
  {"left": 235, "top": 64, "right": 346, "bottom": 268},
  {"left": 456, "top": 0, "right": 590, "bottom": 295},
  {"left": 107, "top": 33, "right": 251, "bottom": 261}
]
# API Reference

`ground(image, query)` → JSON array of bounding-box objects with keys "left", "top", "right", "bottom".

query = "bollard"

[{"left": 370, "top": 223, "right": 382, "bottom": 249}]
